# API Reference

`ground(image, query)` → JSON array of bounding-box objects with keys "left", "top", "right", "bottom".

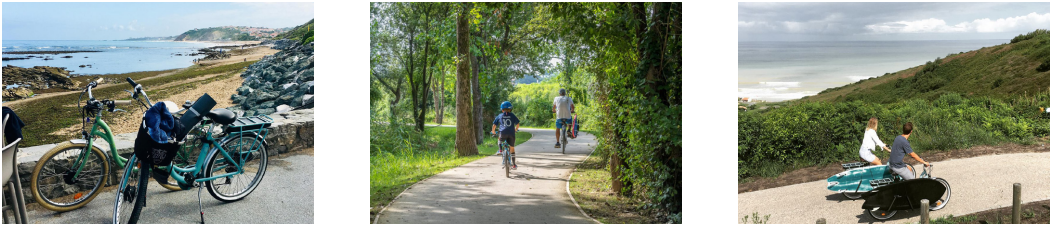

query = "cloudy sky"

[
  {"left": 3, "top": 2, "right": 314, "bottom": 40},
  {"left": 739, "top": 2, "right": 1050, "bottom": 41}
]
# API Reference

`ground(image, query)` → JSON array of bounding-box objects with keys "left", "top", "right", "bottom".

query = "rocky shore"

[
  {"left": 228, "top": 39, "right": 314, "bottom": 116},
  {"left": 2, "top": 66, "right": 80, "bottom": 100},
  {"left": 3, "top": 50, "right": 100, "bottom": 55}
]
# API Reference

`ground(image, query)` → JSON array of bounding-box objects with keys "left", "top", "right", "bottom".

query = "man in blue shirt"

[
  {"left": 491, "top": 101, "right": 520, "bottom": 169},
  {"left": 889, "top": 122, "right": 930, "bottom": 180}
]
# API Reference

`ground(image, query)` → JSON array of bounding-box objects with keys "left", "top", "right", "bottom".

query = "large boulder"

[
  {"left": 2, "top": 65, "right": 81, "bottom": 91},
  {"left": 1, "top": 87, "right": 34, "bottom": 99}
]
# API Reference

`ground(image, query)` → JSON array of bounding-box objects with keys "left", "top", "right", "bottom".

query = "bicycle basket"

[
  {"left": 134, "top": 102, "right": 184, "bottom": 166},
  {"left": 134, "top": 123, "right": 181, "bottom": 166}
]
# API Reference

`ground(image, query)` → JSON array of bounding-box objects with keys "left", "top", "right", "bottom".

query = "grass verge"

[
  {"left": 930, "top": 199, "right": 1049, "bottom": 224},
  {"left": 369, "top": 126, "right": 532, "bottom": 222},
  {"left": 567, "top": 142, "right": 664, "bottom": 223}
]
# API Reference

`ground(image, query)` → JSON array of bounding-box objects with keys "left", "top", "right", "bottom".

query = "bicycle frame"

[
  {"left": 68, "top": 111, "right": 128, "bottom": 185},
  {"left": 167, "top": 122, "right": 261, "bottom": 185}
]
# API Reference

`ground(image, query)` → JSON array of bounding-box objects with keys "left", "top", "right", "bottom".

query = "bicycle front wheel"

[
  {"left": 113, "top": 155, "right": 148, "bottom": 224},
  {"left": 30, "top": 142, "right": 110, "bottom": 212},
  {"left": 204, "top": 135, "right": 269, "bottom": 202}
]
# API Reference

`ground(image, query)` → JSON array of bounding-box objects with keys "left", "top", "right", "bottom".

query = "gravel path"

[
  {"left": 375, "top": 128, "right": 598, "bottom": 224},
  {"left": 738, "top": 152, "right": 1050, "bottom": 224}
]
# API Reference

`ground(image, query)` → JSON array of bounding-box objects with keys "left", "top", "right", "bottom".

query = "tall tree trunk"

[
  {"left": 414, "top": 40, "right": 431, "bottom": 132},
  {"left": 455, "top": 3, "right": 478, "bottom": 156},
  {"left": 472, "top": 55, "right": 484, "bottom": 145},
  {"left": 431, "top": 63, "right": 444, "bottom": 124}
]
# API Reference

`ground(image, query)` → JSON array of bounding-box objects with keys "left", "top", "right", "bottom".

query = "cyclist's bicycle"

[
  {"left": 557, "top": 118, "right": 569, "bottom": 154},
  {"left": 28, "top": 78, "right": 198, "bottom": 212},
  {"left": 114, "top": 91, "right": 272, "bottom": 224},
  {"left": 492, "top": 131, "right": 517, "bottom": 178}
]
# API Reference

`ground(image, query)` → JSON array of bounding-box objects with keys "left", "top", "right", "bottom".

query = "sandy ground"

[
  {"left": 196, "top": 46, "right": 278, "bottom": 67},
  {"left": 175, "top": 40, "right": 262, "bottom": 46},
  {"left": 738, "top": 152, "right": 1050, "bottom": 224}
]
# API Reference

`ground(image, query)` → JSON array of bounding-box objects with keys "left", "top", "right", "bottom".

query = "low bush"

[{"left": 739, "top": 93, "right": 1049, "bottom": 180}]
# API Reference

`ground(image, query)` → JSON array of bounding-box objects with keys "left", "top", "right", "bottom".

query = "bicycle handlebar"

[
  {"left": 124, "top": 77, "right": 152, "bottom": 106},
  {"left": 125, "top": 77, "right": 138, "bottom": 88}
]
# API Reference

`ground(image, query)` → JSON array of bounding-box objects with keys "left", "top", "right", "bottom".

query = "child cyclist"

[{"left": 491, "top": 101, "right": 521, "bottom": 169}]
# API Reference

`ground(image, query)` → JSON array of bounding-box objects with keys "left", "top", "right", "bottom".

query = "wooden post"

[
  {"left": 816, "top": 218, "right": 826, "bottom": 224},
  {"left": 1012, "top": 183, "right": 1021, "bottom": 224},
  {"left": 920, "top": 199, "right": 929, "bottom": 224}
]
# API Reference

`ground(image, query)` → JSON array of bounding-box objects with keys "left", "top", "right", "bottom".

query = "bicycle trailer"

[{"left": 568, "top": 115, "right": 580, "bottom": 138}]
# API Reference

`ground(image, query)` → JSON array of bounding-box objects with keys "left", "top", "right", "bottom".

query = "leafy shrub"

[
  {"left": 1011, "top": 29, "right": 1049, "bottom": 44},
  {"left": 738, "top": 93, "right": 1049, "bottom": 179}
]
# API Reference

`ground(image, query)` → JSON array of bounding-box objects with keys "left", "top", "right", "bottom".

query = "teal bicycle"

[
  {"left": 113, "top": 83, "right": 272, "bottom": 224},
  {"left": 491, "top": 131, "right": 518, "bottom": 178}
]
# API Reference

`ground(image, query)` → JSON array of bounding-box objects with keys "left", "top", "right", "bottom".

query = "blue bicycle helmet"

[{"left": 500, "top": 101, "right": 513, "bottom": 110}]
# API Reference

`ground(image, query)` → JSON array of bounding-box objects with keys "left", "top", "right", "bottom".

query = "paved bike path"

[
  {"left": 738, "top": 152, "right": 1050, "bottom": 224},
  {"left": 375, "top": 128, "right": 598, "bottom": 224},
  {"left": 19, "top": 151, "right": 314, "bottom": 224}
]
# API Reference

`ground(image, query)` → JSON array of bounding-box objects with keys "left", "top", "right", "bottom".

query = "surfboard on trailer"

[
  {"left": 861, "top": 178, "right": 946, "bottom": 211},
  {"left": 826, "top": 164, "right": 894, "bottom": 193}
]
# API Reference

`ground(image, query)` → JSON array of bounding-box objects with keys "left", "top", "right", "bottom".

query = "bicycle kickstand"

[{"left": 197, "top": 184, "right": 206, "bottom": 224}]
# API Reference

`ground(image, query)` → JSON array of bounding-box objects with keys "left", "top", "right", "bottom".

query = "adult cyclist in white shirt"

[
  {"left": 860, "top": 117, "right": 892, "bottom": 165},
  {"left": 552, "top": 88, "right": 574, "bottom": 148}
]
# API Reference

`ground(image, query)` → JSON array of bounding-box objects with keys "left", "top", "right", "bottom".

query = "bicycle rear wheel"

[
  {"left": 562, "top": 129, "right": 567, "bottom": 154},
  {"left": 929, "top": 178, "right": 951, "bottom": 211},
  {"left": 204, "top": 135, "right": 268, "bottom": 202},
  {"left": 113, "top": 155, "right": 148, "bottom": 224},
  {"left": 159, "top": 125, "right": 208, "bottom": 191},
  {"left": 30, "top": 142, "right": 109, "bottom": 212},
  {"left": 504, "top": 146, "right": 510, "bottom": 178}
]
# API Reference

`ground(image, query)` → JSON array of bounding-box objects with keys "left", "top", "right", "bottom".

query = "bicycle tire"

[
  {"left": 30, "top": 142, "right": 110, "bottom": 212},
  {"left": 113, "top": 156, "right": 148, "bottom": 224},
  {"left": 204, "top": 135, "right": 269, "bottom": 202},
  {"left": 504, "top": 145, "right": 510, "bottom": 178},
  {"left": 562, "top": 129, "right": 567, "bottom": 154},
  {"left": 929, "top": 178, "right": 951, "bottom": 211},
  {"left": 842, "top": 192, "right": 863, "bottom": 200},
  {"left": 867, "top": 207, "right": 896, "bottom": 220}
]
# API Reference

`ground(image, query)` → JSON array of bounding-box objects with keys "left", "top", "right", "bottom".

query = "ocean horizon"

[
  {"left": 2, "top": 40, "right": 218, "bottom": 75},
  {"left": 738, "top": 39, "right": 1008, "bottom": 102}
]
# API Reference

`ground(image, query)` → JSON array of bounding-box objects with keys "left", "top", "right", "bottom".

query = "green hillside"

[
  {"left": 739, "top": 29, "right": 1050, "bottom": 181},
  {"left": 175, "top": 27, "right": 257, "bottom": 41},
  {"left": 803, "top": 29, "right": 1050, "bottom": 104},
  {"left": 275, "top": 19, "right": 314, "bottom": 44}
]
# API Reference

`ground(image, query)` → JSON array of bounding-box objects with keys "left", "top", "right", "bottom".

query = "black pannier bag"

[{"left": 134, "top": 102, "right": 183, "bottom": 166}]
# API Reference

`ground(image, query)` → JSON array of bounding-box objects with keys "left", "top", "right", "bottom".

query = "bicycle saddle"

[{"left": 206, "top": 109, "right": 237, "bottom": 125}]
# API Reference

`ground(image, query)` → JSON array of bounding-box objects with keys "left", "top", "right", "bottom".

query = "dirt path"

[
  {"left": 740, "top": 142, "right": 1050, "bottom": 193},
  {"left": 737, "top": 152, "right": 1050, "bottom": 224},
  {"left": 374, "top": 128, "right": 599, "bottom": 224}
]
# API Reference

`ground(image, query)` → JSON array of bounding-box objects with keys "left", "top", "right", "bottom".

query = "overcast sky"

[
  {"left": 739, "top": 2, "right": 1050, "bottom": 42},
  {"left": 3, "top": 2, "right": 313, "bottom": 40}
]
